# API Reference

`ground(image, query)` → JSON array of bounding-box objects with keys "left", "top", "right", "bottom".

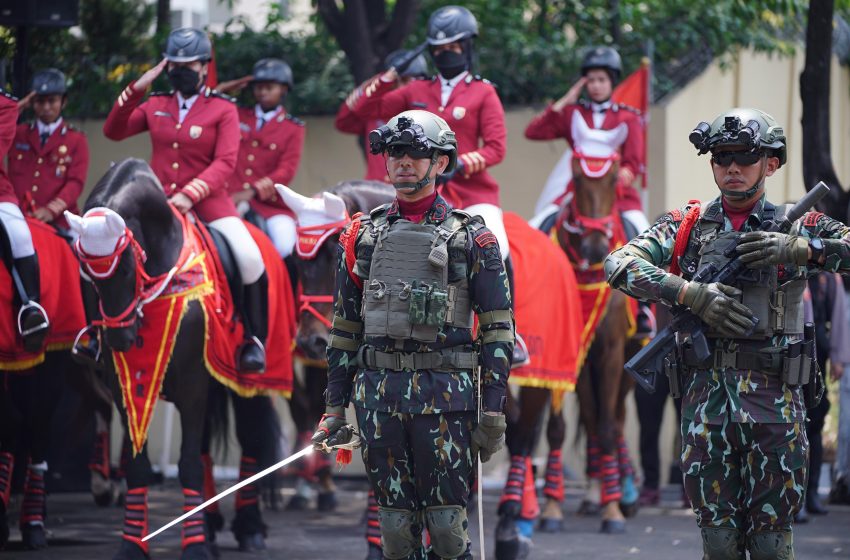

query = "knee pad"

[
  {"left": 700, "top": 527, "right": 744, "bottom": 560},
  {"left": 425, "top": 505, "right": 468, "bottom": 559},
  {"left": 748, "top": 530, "right": 794, "bottom": 560},
  {"left": 378, "top": 507, "right": 421, "bottom": 560}
]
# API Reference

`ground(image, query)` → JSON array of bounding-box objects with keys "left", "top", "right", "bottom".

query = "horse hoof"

[
  {"left": 285, "top": 494, "right": 310, "bottom": 511},
  {"left": 317, "top": 491, "right": 338, "bottom": 512},
  {"left": 365, "top": 544, "right": 383, "bottom": 560},
  {"left": 600, "top": 519, "right": 626, "bottom": 534},
  {"left": 495, "top": 535, "right": 532, "bottom": 560},
  {"left": 21, "top": 524, "right": 48, "bottom": 550},
  {"left": 181, "top": 542, "right": 212, "bottom": 560},
  {"left": 619, "top": 500, "right": 639, "bottom": 518},
  {"left": 237, "top": 532, "right": 266, "bottom": 552},
  {"left": 112, "top": 540, "right": 150, "bottom": 560},
  {"left": 538, "top": 517, "right": 564, "bottom": 533},
  {"left": 207, "top": 542, "right": 221, "bottom": 559},
  {"left": 0, "top": 504, "right": 8, "bottom": 550},
  {"left": 577, "top": 500, "right": 601, "bottom": 516}
]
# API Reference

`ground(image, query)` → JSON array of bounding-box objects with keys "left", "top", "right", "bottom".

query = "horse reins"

[{"left": 295, "top": 216, "right": 351, "bottom": 329}]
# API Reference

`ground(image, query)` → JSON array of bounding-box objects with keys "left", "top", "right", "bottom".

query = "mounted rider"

[
  {"left": 223, "top": 57, "right": 306, "bottom": 261},
  {"left": 103, "top": 27, "right": 269, "bottom": 373},
  {"left": 311, "top": 110, "right": 514, "bottom": 560},
  {"left": 605, "top": 108, "right": 850, "bottom": 559}
]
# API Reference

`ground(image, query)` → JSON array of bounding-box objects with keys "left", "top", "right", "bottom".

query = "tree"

[
  {"left": 157, "top": 0, "right": 171, "bottom": 35},
  {"left": 316, "top": 0, "right": 421, "bottom": 84}
]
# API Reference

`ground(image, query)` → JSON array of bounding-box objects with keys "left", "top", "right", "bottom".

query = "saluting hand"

[
  {"left": 17, "top": 91, "right": 35, "bottom": 111},
  {"left": 216, "top": 75, "right": 253, "bottom": 94},
  {"left": 169, "top": 192, "right": 194, "bottom": 215},
  {"left": 553, "top": 77, "right": 587, "bottom": 112},
  {"left": 134, "top": 58, "right": 168, "bottom": 92}
]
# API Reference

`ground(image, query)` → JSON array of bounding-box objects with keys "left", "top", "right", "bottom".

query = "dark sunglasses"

[
  {"left": 386, "top": 144, "right": 433, "bottom": 159},
  {"left": 710, "top": 151, "right": 763, "bottom": 167}
]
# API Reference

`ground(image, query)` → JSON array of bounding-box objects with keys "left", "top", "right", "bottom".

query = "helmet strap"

[
  {"left": 392, "top": 152, "right": 440, "bottom": 193},
  {"left": 719, "top": 156, "right": 767, "bottom": 202}
]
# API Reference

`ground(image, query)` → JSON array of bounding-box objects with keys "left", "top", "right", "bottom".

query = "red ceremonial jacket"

[
  {"left": 228, "top": 105, "right": 305, "bottom": 219},
  {"left": 103, "top": 82, "right": 240, "bottom": 221},
  {"left": 8, "top": 119, "right": 89, "bottom": 229},
  {"left": 346, "top": 72, "right": 506, "bottom": 207},
  {"left": 525, "top": 100, "right": 644, "bottom": 211},
  {"left": 335, "top": 75, "right": 389, "bottom": 182},
  {"left": 0, "top": 91, "right": 19, "bottom": 205}
]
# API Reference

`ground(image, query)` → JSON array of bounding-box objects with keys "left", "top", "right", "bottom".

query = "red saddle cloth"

[
  {"left": 504, "top": 212, "right": 582, "bottom": 391},
  {"left": 0, "top": 219, "right": 86, "bottom": 370},
  {"left": 110, "top": 211, "right": 295, "bottom": 455}
]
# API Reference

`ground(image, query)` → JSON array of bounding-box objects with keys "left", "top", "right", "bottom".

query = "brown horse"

[{"left": 547, "top": 115, "right": 642, "bottom": 533}]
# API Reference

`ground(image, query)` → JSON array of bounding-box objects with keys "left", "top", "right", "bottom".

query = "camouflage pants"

[
  {"left": 681, "top": 412, "right": 808, "bottom": 535},
  {"left": 355, "top": 407, "right": 476, "bottom": 559}
]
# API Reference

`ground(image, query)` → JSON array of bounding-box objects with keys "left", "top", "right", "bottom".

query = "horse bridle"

[
  {"left": 558, "top": 187, "right": 621, "bottom": 271},
  {"left": 295, "top": 217, "right": 351, "bottom": 329}
]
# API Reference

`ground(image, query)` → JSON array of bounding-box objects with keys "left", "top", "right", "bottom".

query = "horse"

[
  {"left": 541, "top": 112, "right": 643, "bottom": 533},
  {"left": 69, "top": 158, "right": 294, "bottom": 559}
]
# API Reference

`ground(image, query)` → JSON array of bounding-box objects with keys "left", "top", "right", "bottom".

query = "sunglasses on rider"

[
  {"left": 710, "top": 150, "right": 763, "bottom": 167},
  {"left": 386, "top": 144, "right": 434, "bottom": 159}
]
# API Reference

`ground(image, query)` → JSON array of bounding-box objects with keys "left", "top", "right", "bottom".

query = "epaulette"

[
  {"left": 208, "top": 90, "right": 237, "bottom": 103},
  {"left": 615, "top": 102, "right": 642, "bottom": 115},
  {"left": 0, "top": 88, "right": 17, "bottom": 102},
  {"left": 150, "top": 90, "right": 172, "bottom": 97},
  {"left": 465, "top": 74, "right": 495, "bottom": 87},
  {"left": 284, "top": 113, "right": 305, "bottom": 127}
]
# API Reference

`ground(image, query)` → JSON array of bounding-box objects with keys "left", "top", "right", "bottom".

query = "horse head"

[
  {"left": 558, "top": 113, "right": 628, "bottom": 267},
  {"left": 68, "top": 158, "right": 182, "bottom": 352},
  {"left": 278, "top": 185, "right": 350, "bottom": 360}
]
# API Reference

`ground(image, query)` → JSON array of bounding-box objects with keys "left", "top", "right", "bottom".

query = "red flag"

[
  {"left": 206, "top": 35, "right": 218, "bottom": 89},
  {"left": 612, "top": 59, "right": 650, "bottom": 187}
]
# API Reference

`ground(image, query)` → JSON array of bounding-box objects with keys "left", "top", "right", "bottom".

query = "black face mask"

[
  {"left": 168, "top": 66, "right": 201, "bottom": 97},
  {"left": 432, "top": 50, "right": 467, "bottom": 80}
]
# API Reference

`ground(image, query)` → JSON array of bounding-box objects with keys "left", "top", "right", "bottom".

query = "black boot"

[
  {"left": 239, "top": 273, "right": 268, "bottom": 373},
  {"left": 503, "top": 256, "right": 529, "bottom": 368},
  {"left": 13, "top": 256, "right": 49, "bottom": 353}
]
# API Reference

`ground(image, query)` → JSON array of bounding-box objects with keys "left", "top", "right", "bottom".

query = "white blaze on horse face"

[
  {"left": 275, "top": 184, "right": 347, "bottom": 228},
  {"left": 570, "top": 112, "right": 628, "bottom": 179},
  {"left": 68, "top": 207, "right": 127, "bottom": 257}
]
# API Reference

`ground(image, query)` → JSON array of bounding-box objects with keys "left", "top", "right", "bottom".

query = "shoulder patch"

[
  {"left": 149, "top": 90, "right": 173, "bottom": 97},
  {"left": 474, "top": 231, "right": 498, "bottom": 248},
  {"left": 285, "top": 113, "right": 305, "bottom": 127},
  {"left": 803, "top": 211, "right": 824, "bottom": 228},
  {"left": 667, "top": 209, "right": 683, "bottom": 222}
]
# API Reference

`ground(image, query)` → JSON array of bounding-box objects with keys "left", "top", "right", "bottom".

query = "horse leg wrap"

[
  {"left": 366, "top": 490, "right": 382, "bottom": 548},
  {"left": 20, "top": 461, "right": 47, "bottom": 527},
  {"left": 600, "top": 454, "right": 622, "bottom": 505},
  {"left": 89, "top": 430, "right": 111, "bottom": 479},
  {"left": 617, "top": 435, "right": 635, "bottom": 479},
  {"left": 543, "top": 449, "right": 565, "bottom": 503},
  {"left": 378, "top": 507, "right": 422, "bottom": 560},
  {"left": 520, "top": 456, "right": 540, "bottom": 520},
  {"left": 747, "top": 530, "right": 794, "bottom": 560},
  {"left": 587, "top": 435, "right": 602, "bottom": 480},
  {"left": 700, "top": 527, "right": 745, "bottom": 560},
  {"left": 235, "top": 456, "right": 259, "bottom": 510},
  {"left": 425, "top": 505, "right": 468, "bottom": 559},
  {"left": 181, "top": 488, "right": 207, "bottom": 549},
  {"left": 122, "top": 487, "right": 149, "bottom": 554},
  {"left": 0, "top": 452, "right": 12, "bottom": 509},
  {"left": 498, "top": 455, "right": 526, "bottom": 515}
]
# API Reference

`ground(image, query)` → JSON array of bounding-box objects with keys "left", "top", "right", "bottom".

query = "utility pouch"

[
  {"left": 426, "top": 289, "right": 449, "bottom": 326},
  {"left": 664, "top": 350, "right": 682, "bottom": 399},
  {"left": 781, "top": 340, "right": 809, "bottom": 386},
  {"left": 408, "top": 285, "right": 429, "bottom": 326}
]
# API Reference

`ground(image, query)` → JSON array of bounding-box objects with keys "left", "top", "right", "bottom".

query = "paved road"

[{"left": 3, "top": 480, "right": 849, "bottom": 559}]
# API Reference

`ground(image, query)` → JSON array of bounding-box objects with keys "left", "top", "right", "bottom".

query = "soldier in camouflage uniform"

[
  {"left": 605, "top": 108, "right": 850, "bottom": 559},
  {"left": 312, "top": 110, "right": 514, "bottom": 560}
]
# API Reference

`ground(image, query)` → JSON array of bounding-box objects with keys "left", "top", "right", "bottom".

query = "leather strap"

[{"left": 360, "top": 346, "right": 478, "bottom": 371}]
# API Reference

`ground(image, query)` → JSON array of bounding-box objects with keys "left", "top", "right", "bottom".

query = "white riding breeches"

[
  {"left": 463, "top": 203, "right": 509, "bottom": 259},
  {"left": 621, "top": 209, "right": 650, "bottom": 238},
  {"left": 0, "top": 202, "right": 35, "bottom": 259},
  {"left": 208, "top": 216, "right": 265, "bottom": 284},
  {"left": 266, "top": 214, "right": 297, "bottom": 259}
]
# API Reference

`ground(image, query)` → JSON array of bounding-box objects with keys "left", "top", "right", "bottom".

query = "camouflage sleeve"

[
  {"left": 325, "top": 232, "right": 365, "bottom": 408},
  {"left": 606, "top": 210, "right": 689, "bottom": 306},
  {"left": 468, "top": 226, "right": 513, "bottom": 413},
  {"left": 798, "top": 212, "right": 850, "bottom": 274}
]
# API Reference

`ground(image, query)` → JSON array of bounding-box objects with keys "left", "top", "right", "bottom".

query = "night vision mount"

[
  {"left": 689, "top": 116, "right": 761, "bottom": 155},
  {"left": 368, "top": 116, "right": 431, "bottom": 155}
]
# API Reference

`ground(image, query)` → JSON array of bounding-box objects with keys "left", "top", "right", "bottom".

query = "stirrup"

[
  {"left": 511, "top": 332, "right": 531, "bottom": 369},
  {"left": 238, "top": 336, "right": 266, "bottom": 374},
  {"left": 17, "top": 301, "right": 50, "bottom": 337},
  {"left": 71, "top": 325, "right": 103, "bottom": 368}
]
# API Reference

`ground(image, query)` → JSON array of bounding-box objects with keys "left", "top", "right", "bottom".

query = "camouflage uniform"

[
  {"left": 326, "top": 193, "right": 513, "bottom": 559},
  {"left": 607, "top": 194, "right": 850, "bottom": 556}
]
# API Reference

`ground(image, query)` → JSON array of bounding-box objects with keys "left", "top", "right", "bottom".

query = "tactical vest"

[
  {"left": 360, "top": 207, "right": 475, "bottom": 343},
  {"left": 687, "top": 202, "right": 805, "bottom": 340}
]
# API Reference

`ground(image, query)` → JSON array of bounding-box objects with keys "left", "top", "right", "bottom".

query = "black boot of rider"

[
  {"left": 13, "top": 255, "right": 49, "bottom": 353},
  {"left": 239, "top": 273, "right": 268, "bottom": 373},
  {"left": 504, "top": 256, "right": 529, "bottom": 368}
]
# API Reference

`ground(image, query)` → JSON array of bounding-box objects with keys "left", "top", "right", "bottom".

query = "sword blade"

[{"left": 143, "top": 445, "right": 314, "bottom": 542}]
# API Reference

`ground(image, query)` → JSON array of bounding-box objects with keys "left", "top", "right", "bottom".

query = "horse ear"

[
  {"left": 322, "top": 192, "right": 347, "bottom": 220},
  {"left": 104, "top": 210, "right": 127, "bottom": 237},
  {"left": 275, "top": 184, "right": 310, "bottom": 214},
  {"left": 64, "top": 211, "right": 85, "bottom": 235}
]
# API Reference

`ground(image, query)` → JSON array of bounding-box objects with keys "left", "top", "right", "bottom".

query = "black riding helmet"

[
  {"left": 581, "top": 46, "right": 622, "bottom": 84},
  {"left": 164, "top": 27, "right": 212, "bottom": 63},
  {"left": 32, "top": 69, "right": 67, "bottom": 96},
  {"left": 384, "top": 50, "right": 428, "bottom": 79},
  {"left": 427, "top": 5, "right": 479, "bottom": 45},
  {"left": 251, "top": 58, "right": 294, "bottom": 89}
]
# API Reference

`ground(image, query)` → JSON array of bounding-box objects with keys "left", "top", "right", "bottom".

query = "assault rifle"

[{"left": 625, "top": 181, "right": 830, "bottom": 394}]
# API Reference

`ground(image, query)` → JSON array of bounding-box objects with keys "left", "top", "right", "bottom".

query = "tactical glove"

[
  {"left": 736, "top": 231, "right": 809, "bottom": 268},
  {"left": 683, "top": 282, "right": 757, "bottom": 337},
  {"left": 471, "top": 412, "right": 506, "bottom": 463},
  {"left": 311, "top": 405, "right": 349, "bottom": 451}
]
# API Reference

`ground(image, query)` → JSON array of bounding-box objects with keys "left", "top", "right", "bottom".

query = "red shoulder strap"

[
  {"left": 339, "top": 214, "right": 363, "bottom": 290},
  {"left": 669, "top": 201, "right": 701, "bottom": 277}
]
